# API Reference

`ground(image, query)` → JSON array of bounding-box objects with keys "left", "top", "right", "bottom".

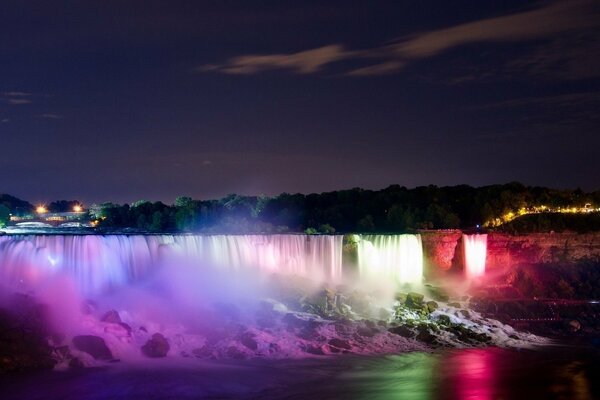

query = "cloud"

[
  {"left": 3, "top": 91, "right": 32, "bottom": 97},
  {"left": 199, "top": 0, "right": 599, "bottom": 77},
  {"left": 199, "top": 45, "right": 352, "bottom": 74},
  {"left": 37, "top": 113, "right": 63, "bottom": 119},
  {"left": 346, "top": 61, "right": 405, "bottom": 77},
  {"left": 1, "top": 118, "right": 9, "bottom": 123},
  {"left": 6, "top": 98, "right": 32, "bottom": 105},
  {"left": 388, "top": 1, "right": 597, "bottom": 59},
  {"left": 2, "top": 91, "right": 34, "bottom": 104}
]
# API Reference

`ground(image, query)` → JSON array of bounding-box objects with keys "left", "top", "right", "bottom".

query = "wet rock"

[
  {"left": 569, "top": 320, "right": 581, "bottom": 332},
  {"left": 425, "top": 286, "right": 450, "bottom": 302},
  {"left": 389, "top": 325, "right": 415, "bottom": 338},
  {"left": 406, "top": 292, "right": 424, "bottom": 309},
  {"left": 72, "top": 335, "right": 113, "bottom": 360},
  {"left": 69, "top": 357, "right": 85, "bottom": 369},
  {"left": 0, "top": 304, "right": 56, "bottom": 373},
  {"left": 141, "top": 333, "right": 170, "bottom": 358},
  {"left": 448, "top": 302, "right": 461, "bottom": 308},
  {"left": 328, "top": 338, "right": 351, "bottom": 350},
  {"left": 426, "top": 301, "right": 439, "bottom": 313},
  {"left": 377, "top": 320, "right": 388, "bottom": 328},
  {"left": 356, "top": 325, "right": 377, "bottom": 337},
  {"left": 416, "top": 330, "right": 437, "bottom": 344},
  {"left": 395, "top": 293, "right": 408, "bottom": 304},
  {"left": 240, "top": 332, "right": 258, "bottom": 351},
  {"left": 437, "top": 315, "right": 452, "bottom": 325},
  {"left": 304, "top": 345, "right": 326, "bottom": 355},
  {"left": 53, "top": 345, "right": 72, "bottom": 362},
  {"left": 459, "top": 310, "right": 470, "bottom": 318},
  {"left": 101, "top": 310, "right": 121, "bottom": 324},
  {"left": 192, "top": 346, "right": 213, "bottom": 358},
  {"left": 268, "top": 343, "right": 280, "bottom": 354},
  {"left": 139, "top": 326, "right": 147, "bottom": 333},
  {"left": 226, "top": 346, "right": 246, "bottom": 359}
]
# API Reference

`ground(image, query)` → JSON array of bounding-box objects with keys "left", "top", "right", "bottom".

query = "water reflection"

[
  {"left": 343, "top": 348, "right": 597, "bottom": 400},
  {"left": 1, "top": 348, "right": 598, "bottom": 400}
]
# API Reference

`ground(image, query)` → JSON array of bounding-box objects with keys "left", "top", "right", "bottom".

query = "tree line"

[{"left": 2, "top": 183, "right": 599, "bottom": 233}]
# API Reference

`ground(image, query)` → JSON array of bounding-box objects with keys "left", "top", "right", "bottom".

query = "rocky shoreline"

[{"left": 1, "top": 277, "right": 549, "bottom": 374}]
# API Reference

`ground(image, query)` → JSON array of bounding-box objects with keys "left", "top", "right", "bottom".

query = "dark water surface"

[{"left": 2, "top": 346, "right": 599, "bottom": 400}]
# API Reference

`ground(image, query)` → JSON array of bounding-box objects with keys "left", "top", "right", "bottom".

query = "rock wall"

[{"left": 420, "top": 231, "right": 600, "bottom": 276}]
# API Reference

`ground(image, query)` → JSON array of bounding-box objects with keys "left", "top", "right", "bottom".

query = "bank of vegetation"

[{"left": 2, "top": 183, "right": 599, "bottom": 233}]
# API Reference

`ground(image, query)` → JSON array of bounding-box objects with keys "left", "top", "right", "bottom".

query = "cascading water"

[
  {"left": 0, "top": 234, "right": 343, "bottom": 295},
  {"left": 356, "top": 234, "right": 424, "bottom": 285},
  {"left": 463, "top": 234, "right": 487, "bottom": 279}
]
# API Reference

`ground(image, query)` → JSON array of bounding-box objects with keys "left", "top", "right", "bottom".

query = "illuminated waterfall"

[
  {"left": 463, "top": 234, "right": 487, "bottom": 278},
  {"left": 356, "top": 234, "right": 424, "bottom": 285},
  {"left": 0, "top": 234, "right": 342, "bottom": 294}
]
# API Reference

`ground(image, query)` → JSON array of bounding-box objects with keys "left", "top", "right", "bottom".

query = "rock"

[
  {"left": 448, "top": 302, "right": 461, "bottom": 308},
  {"left": 356, "top": 326, "right": 377, "bottom": 337},
  {"left": 0, "top": 305, "right": 56, "bottom": 373},
  {"left": 139, "top": 326, "right": 148, "bottom": 333},
  {"left": 459, "top": 310, "right": 470, "bottom": 318},
  {"left": 416, "top": 330, "right": 437, "bottom": 344},
  {"left": 69, "top": 357, "right": 85, "bottom": 369},
  {"left": 328, "top": 338, "right": 351, "bottom": 350},
  {"left": 426, "top": 301, "right": 438, "bottom": 313},
  {"left": 406, "top": 292, "right": 424, "bottom": 309},
  {"left": 304, "top": 345, "right": 326, "bottom": 355},
  {"left": 141, "top": 333, "right": 170, "bottom": 358},
  {"left": 268, "top": 343, "right": 280, "bottom": 354},
  {"left": 240, "top": 333, "right": 258, "bottom": 351},
  {"left": 389, "top": 325, "right": 415, "bottom": 338},
  {"left": 192, "top": 346, "right": 213, "bottom": 358},
  {"left": 72, "top": 335, "right": 113, "bottom": 360},
  {"left": 425, "top": 286, "right": 450, "bottom": 302},
  {"left": 569, "top": 320, "right": 581, "bottom": 332},
  {"left": 101, "top": 310, "right": 121, "bottom": 324},
  {"left": 226, "top": 346, "right": 246, "bottom": 359},
  {"left": 437, "top": 315, "right": 452, "bottom": 325},
  {"left": 53, "top": 345, "right": 72, "bottom": 362}
]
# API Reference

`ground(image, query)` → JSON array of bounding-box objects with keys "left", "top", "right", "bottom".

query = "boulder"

[
  {"left": 406, "top": 292, "right": 424, "bottom": 309},
  {"left": 240, "top": 332, "right": 258, "bottom": 351},
  {"left": 569, "top": 320, "right": 581, "bottom": 332},
  {"left": 426, "top": 301, "right": 439, "bottom": 313},
  {"left": 226, "top": 346, "right": 246, "bottom": 359},
  {"left": 389, "top": 325, "right": 415, "bottom": 338},
  {"left": 141, "top": 333, "right": 170, "bottom": 358},
  {"left": 101, "top": 310, "right": 122, "bottom": 324},
  {"left": 328, "top": 338, "right": 351, "bottom": 350},
  {"left": 69, "top": 357, "right": 85, "bottom": 369},
  {"left": 72, "top": 335, "right": 113, "bottom": 360},
  {"left": 304, "top": 345, "right": 326, "bottom": 355}
]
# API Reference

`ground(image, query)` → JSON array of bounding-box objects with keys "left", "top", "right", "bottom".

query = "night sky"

[{"left": 1, "top": 0, "right": 599, "bottom": 204}]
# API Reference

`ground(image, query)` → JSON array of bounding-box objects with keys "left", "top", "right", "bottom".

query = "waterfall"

[
  {"left": 0, "top": 234, "right": 343, "bottom": 295},
  {"left": 463, "top": 234, "right": 487, "bottom": 278},
  {"left": 356, "top": 234, "right": 424, "bottom": 285}
]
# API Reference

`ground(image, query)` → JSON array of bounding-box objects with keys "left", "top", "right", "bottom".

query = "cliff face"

[{"left": 420, "top": 231, "right": 600, "bottom": 276}]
